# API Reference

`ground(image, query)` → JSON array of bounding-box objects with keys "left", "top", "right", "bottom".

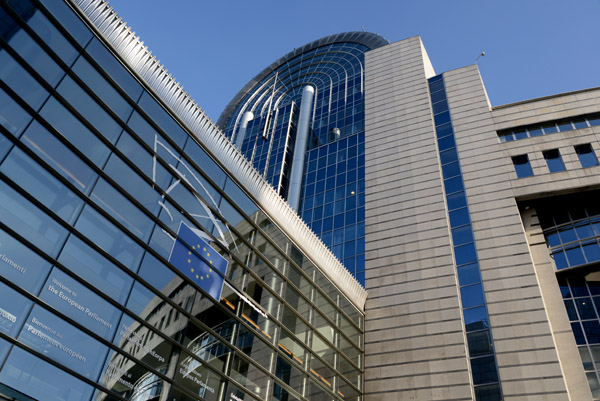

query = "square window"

[
  {"left": 575, "top": 144, "right": 599, "bottom": 168},
  {"left": 543, "top": 149, "right": 566, "bottom": 173},
  {"left": 512, "top": 154, "right": 533, "bottom": 178}
]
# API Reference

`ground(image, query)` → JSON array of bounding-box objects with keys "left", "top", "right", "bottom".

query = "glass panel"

[
  {"left": 464, "top": 306, "right": 489, "bottom": 332},
  {"left": 564, "top": 299, "right": 578, "bottom": 321},
  {"left": 457, "top": 263, "right": 481, "bottom": 286},
  {"left": 543, "top": 149, "right": 566, "bottom": 173},
  {"left": 467, "top": 330, "right": 493, "bottom": 357},
  {"left": 471, "top": 355, "right": 498, "bottom": 385},
  {"left": 230, "top": 353, "right": 270, "bottom": 398},
  {"left": 0, "top": 227, "right": 52, "bottom": 293},
  {"left": 474, "top": 383, "right": 502, "bottom": 401},
  {"left": 575, "top": 144, "right": 599, "bottom": 168},
  {"left": 18, "top": 304, "right": 108, "bottom": 379},
  {"left": 275, "top": 355, "right": 305, "bottom": 395},
  {"left": 137, "top": 92, "right": 187, "bottom": 147},
  {"left": 0, "top": 179, "right": 67, "bottom": 257},
  {"left": 71, "top": 57, "right": 132, "bottom": 121},
  {"left": 74, "top": 205, "right": 144, "bottom": 272},
  {"left": 40, "top": 97, "right": 110, "bottom": 167},
  {"left": 173, "top": 349, "right": 224, "bottom": 401},
  {"left": 90, "top": 178, "right": 153, "bottom": 241},
  {"left": 0, "top": 50, "right": 48, "bottom": 110},
  {"left": 452, "top": 225, "right": 474, "bottom": 246},
  {"left": 583, "top": 320, "right": 600, "bottom": 344},
  {"left": 56, "top": 76, "right": 122, "bottom": 143},
  {"left": 0, "top": 88, "right": 31, "bottom": 137},
  {"left": 39, "top": 267, "right": 121, "bottom": 341},
  {"left": 21, "top": 121, "right": 98, "bottom": 194},
  {"left": 58, "top": 235, "right": 133, "bottom": 305},
  {"left": 0, "top": 346, "right": 94, "bottom": 401},
  {"left": 37, "top": 0, "right": 92, "bottom": 46},
  {"left": 84, "top": 38, "right": 143, "bottom": 101},
  {"left": 2, "top": 17, "right": 64, "bottom": 86},
  {"left": 580, "top": 346, "right": 594, "bottom": 370},
  {"left": 0, "top": 280, "right": 32, "bottom": 338},
  {"left": 1, "top": 147, "right": 83, "bottom": 224},
  {"left": 512, "top": 154, "right": 533, "bottom": 178},
  {"left": 461, "top": 284, "right": 485, "bottom": 308},
  {"left": 455, "top": 242, "right": 477, "bottom": 266}
]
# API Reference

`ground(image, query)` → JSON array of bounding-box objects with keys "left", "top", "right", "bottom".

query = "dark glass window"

[
  {"left": 543, "top": 149, "right": 566, "bottom": 173},
  {"left": 467, "top": 330, "right": 494, "bottom": 356},
  {"left": 471, "top": 355, "right": 499, "bottom": 385},
  {"left": 512, "top": 154, "right": 533, "bottom": 178},
  {"left": 575, "top": 144, "right": 599, "bottom": 168},
  {"left": 457, "top": 263, "right": 481, "bottom": 286},
  {"left": 461, "top": 283, "right": 485, "bottom": 308},
  {"left": 0, "top": 50, "right": 49, "bottom": 110},
  {"left": 0, "top": 280, "right": 32, "bottom": 338},
  {"left": 0, "top": 88, "right": 31, "bottom": 137}
]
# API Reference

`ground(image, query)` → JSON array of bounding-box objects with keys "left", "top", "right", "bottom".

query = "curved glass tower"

[{"left": 218, "top": 33, "right": 388, "bottom": 284}]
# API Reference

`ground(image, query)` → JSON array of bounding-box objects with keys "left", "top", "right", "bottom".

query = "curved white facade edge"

[{"left": 70, "top": 0, "right": 368, "bottom": 310}]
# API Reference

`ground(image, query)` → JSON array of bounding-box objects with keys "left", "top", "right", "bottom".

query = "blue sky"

[{"left": 107, "top": 0, "right": 600, "bottom": 122}]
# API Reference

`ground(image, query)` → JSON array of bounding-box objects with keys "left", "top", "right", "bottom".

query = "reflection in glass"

[
  {"left": 0, "top": 280, "right": 32, "bottom": 338},
  {"left": 0, "top": 346, "right": 93, "bottom": 401}
]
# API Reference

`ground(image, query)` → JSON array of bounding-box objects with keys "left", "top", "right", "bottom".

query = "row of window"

[
  {"left": 499, "top": 112, "right": 600, "bottom": 142},
  {"left": 429, "top": 74, "right": 502, "bottom": 401},
  {"left": 512, "top": 143, "right": 599, "bottom": 178},
  {"left": 0, "top": 2, "right": 364, "bottom": 401},
  {"left": 559, "top": 276, "right": 600, "bottom": 399}
]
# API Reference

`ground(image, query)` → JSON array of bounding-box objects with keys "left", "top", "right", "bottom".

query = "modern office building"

[{"left": 1, "top": 1, "right": 600, "bottom": 401}]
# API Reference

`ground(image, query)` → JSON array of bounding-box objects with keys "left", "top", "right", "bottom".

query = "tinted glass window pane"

[
  {"left": 449, "top": 207, "right": 470, "bottom": 227},
  {"left": 442, "top": 161, "right": 461, "bottom": 179},
  {"left": 57, "top": 76, "right": 122, "bottom": 143},
  {"left": 589, "top": 116, "right": 600, "bottom": 127},
  {"left": 1, "top": 147, "right": 83, "bottom": 224},
  {"left": 439, "top": 148, "right": 458, "bottom": 165},
  {"left": 138, "top": 92, "right": 186, "bottom": 147},
  {"left": 461, "top": 283, "right": 485, "bottom": 308},
  {"left": 183, "top": 136, "right": 227, "bottom": 189},
  {"left": 0, "top": 88, "right": 31, "bottom": 137},
  {"left": 575, "top": 144, "right": 599, "bottom": 168},
  {"left": 557, "top": 120, "right": 573, "bottom": 132},
  {"left": 2, "top": 18, "right": 64, "bottom": 86},
  {"left": 528, "top": 127, "right": 543, "bottom": 137},
  {"left": 564, "top": 299, "right": 578, "bottom": 321},
  {"left": 467, "top": 330, "right": 493, "bottom": 357},
  {"left": 91, "top": 178, "right": 153, "bottom": 241},
  {"left": 446, "top": 191, "right": 467, "bottom": 211},
  {"left": 583, "top": 320, "right": 600, "bottom": 344},
  {"left": 432, "top": 100, "right": 448, "bottom": 115},
  {"left": 39, "top": 267, "right": 121, "bottom": 341},
  {"left": 72, "top": 57, "right": 132, "bottom": 121},
  {"left": 474, "top": 383, "right": 502, "bottom": 401},
  {"left": 25, "top": 9, "right": 78, "bottom": 65},
  {"left": 0, "top": 180, "right": 67, "bottom": 257},
  {"left": 436, "top": 122, "right": 453, "bottom": 139},
  {"left": 444, "top": 176, "right": 464, "bottom": 194},
  {"left": 512, "top": 154, "right": 533, "bottom": 178},
  {"left": 0, "top": 281, "right": 32, "bottom": 338},
  {"left": 0, "top": 227, "right": 52, "bottom": 293},
  {"left": 576, "top": 298, "right": 597, "bottom": 320},
  {"left": 471, "top": 355, "right": 498, "bottom": 385},
  {"left": 583, "top": 241, "right": 600, "bottom": 264},
  {"left": 437, "top": 134, "right": 456, "bottom": 151},
  {"left": 85, "top": 38, "right": 143, "bottom": 101},
  {"left": 0, "top": 50, "right": 48, "bottom": 110},
  {"left": 572, "top": 322, "right": 586, "bottom": 345},
  {"left": 457, "top": 263, "right": 481, "bottom": 286},
  {"left": 0, "top": 346, "right": 94, "bottom": 401},
  {"left": 565, "top": 245, "right": 586, "bottom": 267},
  {"left": 514, "top": 129, "right": 527, "bottom": 140},
  {"left": 19, "top": 304, "right": 108, "bottom": 379},
  {"left": 543, "top": 149, "right": 565, "bottom": 173},
  {"left": 455, "top": 242, "right": 477, "bottom": 266},
  {"left": 452, "top": 225, "right": 474, "bottom": 246},
  {"left": 74, "top": 205, "right": 144, "bottom": 272},
  {"left": 40, "top": 97, "right": 110, "bottom": 166},
  {"left": 37, "top": 0, "right": 92, "bottom": 45},
  {"left": 464, "top": 306, "right": 489, "bottom": 332},
  {"left": 58, "top": 235, "right": 133, "bottom": 304},
  {"left": 21, "top": 121, "right": 97, "bottom": 194},
  {"left": 542, "top": 123, "right": 558, "bottom": 134}
]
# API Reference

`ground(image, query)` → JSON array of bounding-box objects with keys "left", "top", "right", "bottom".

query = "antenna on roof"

[
  {"left": 475, "top": 52, "right": 486, "bottom": 63},
  {"left": 361, "top": 26, "right": 365, "bottom": 32}
]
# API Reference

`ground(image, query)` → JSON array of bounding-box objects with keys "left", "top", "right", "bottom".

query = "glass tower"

[{"left": 218, "top": 33, "right": 388, "bottom": 284}]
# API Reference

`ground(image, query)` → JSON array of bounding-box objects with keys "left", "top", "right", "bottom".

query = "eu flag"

[{"left": 168, "top": 222, "right": 228, "bottom": 301}]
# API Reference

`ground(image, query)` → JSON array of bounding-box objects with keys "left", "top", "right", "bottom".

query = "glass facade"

[
  {"left": 0, "top": 2, "right": 364, "bottom": 401},
  {"left": 219, "top": 35, "right": 386, "bottom": 285},
  {"left": 428, "top": 75, "right": 502, "bottom": 401}
]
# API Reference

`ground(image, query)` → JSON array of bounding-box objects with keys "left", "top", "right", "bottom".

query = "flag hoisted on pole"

[{"left": 168, "top": 222, "right": 228, "bottom": 301}]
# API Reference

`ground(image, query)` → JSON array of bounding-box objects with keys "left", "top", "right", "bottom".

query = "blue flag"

[{"left": 168, "top": 222, "right": 228, "bottom": 301}]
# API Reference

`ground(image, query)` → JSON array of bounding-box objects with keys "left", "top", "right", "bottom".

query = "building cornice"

[{"left": 71, "top": 0, "right": 368, "bottom": 310}]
